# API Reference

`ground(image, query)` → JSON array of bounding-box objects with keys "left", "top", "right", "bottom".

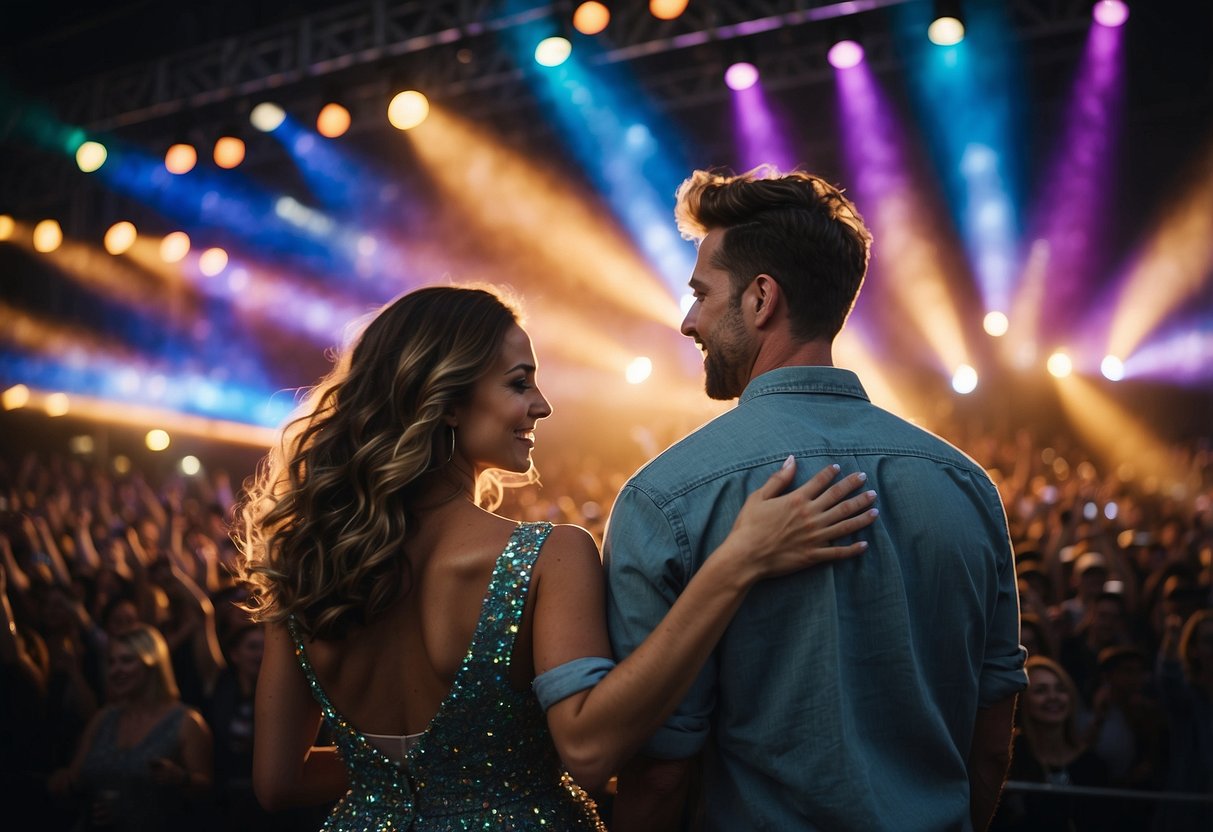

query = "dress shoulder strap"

[
  {"left": 463, "top": 521, "right": 553, "bottom": 670},
  {"left": 284, "top": 615, "right": 341, "bottom": 723}
]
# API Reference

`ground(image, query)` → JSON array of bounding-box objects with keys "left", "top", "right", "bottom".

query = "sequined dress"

[{"left": 288, "top": 522, "right": 605, "bottom": 831}]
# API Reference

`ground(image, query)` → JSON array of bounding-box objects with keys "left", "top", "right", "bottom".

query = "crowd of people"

[{"left": 0, "top": 417, "right": 1209, "bottom": 830}]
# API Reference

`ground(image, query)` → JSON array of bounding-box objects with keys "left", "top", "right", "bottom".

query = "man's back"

[{"left": 605, "top": 367, "right": 1026, "bottom": 831}]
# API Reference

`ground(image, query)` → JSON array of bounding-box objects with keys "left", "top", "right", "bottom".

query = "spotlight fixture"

[
  {"left": 928, "top": 0, "right": 965, "bottom": 45},
  {"left": 1046, "top": 351, "right": 1073, "bottom": 379},
  {"left": 104, "top": 221, "right": 137, "bottom": 255},
  {"left": 1092, "top": 0, "right": 1129, "bottom": 27},
  {"left": 650, "top": 0, "right": 689, "bottom": 20},
  {"left": 983, "top": 311, "right": 1009, "bottom": 337},
  {"left": 32, "top": 219, "right": 63, "bottom": 253},
  {"left": 573, "top": 2, "right": 610, "bottom": 36},
  {"left": 387, "top": 90, "right": 430, "bottom": 130},
  {"left": 534, "top": 35, "right": 572, "bottom": 67},
  {"left": 250, "top": 102, "right": 287, "bottom": 132},
  {"left": 1101, "top": 355, "right": 1125, "bottom": 381},
  {"left": 213, "top": 134, "right": 246, "bottom": 169},
  {"left": 951, "top": 364, "right": 978, "bottom": 395},
  {"left": 160, "top": 231, "right": 191, "bottom": 263},
  {"left": 317, "top": 102, "right": 352, "bottom": 138},
  {"left": 0, "top": 214, "right": 14, "bottom": 240},
  {"left": 828, "top": 39, "right": 865, "bottom": 70},
  {"left": 724, "top": 62, "right": 759, "bottom": 91},
  {"left": 75, "top": 140, "right": 108, "bottom": 173},
  {"left": 165, "top": 143, "right": 197, "bottom": 175}
]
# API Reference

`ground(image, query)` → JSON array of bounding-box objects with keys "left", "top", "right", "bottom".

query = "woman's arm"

[
  {"left": 150, "top": 708, "right": 214, "bottom": 794},
  {"left": 534, "top": 460, "right": 876, "bottom": 788},
  {"left": 253, "top": 621, "right": 349, "bottom": 810}
]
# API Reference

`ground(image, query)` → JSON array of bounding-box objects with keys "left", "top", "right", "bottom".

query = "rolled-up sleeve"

[{"left": 603, "top": 483, "right": 715, "bottom": 759}]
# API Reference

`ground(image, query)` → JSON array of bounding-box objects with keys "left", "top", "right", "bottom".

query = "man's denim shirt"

[{"left": 604, "top": 366, "right": 1028, "bottom": 831}]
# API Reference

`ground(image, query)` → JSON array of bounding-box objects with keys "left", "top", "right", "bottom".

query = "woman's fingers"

[{"left": 751, "top": 454, "right": 802, "bottom": 501}]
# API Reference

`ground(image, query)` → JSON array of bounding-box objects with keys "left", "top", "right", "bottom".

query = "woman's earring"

[{"left": 446, "top": 426, "right": 456, "bottom": 463}]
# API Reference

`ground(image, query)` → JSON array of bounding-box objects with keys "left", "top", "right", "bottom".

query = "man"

[{"left": 603, "top": 167, "right": 1027, "bottom": 831}]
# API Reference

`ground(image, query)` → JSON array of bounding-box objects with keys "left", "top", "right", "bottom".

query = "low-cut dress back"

[{"left": 287, "top": 521, "right": 604, "bottom": 831}]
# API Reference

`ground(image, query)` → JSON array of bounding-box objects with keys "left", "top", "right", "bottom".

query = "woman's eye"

[{"left": 511, "top": 379, "right": 532, "bottom": 391}]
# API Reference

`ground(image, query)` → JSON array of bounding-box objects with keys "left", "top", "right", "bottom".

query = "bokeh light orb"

[
  {"left": 573, "top": 2, "right": 610, "bottom": 35},
  {"left": 250, "top": 102, "right": 286, "bottom": 132},
  {"left": 626, "top": 356, "right": 653, "bottom": 385},
  {"left": 317, "top": 102, "right": 352, "bottom": 138},
  {"left": 0, "top": 214, "right": 15, "bottom": 241},
  {"left": 213, "top": 136, "right": 246, "bottom": 169},
  {"left": 165, "top": 143, "right": 197, "bottom": 175},
  {"left": 113, "top": 455, "right": 131, "bottom": 474},
  {"left": 104, "top": 221, "right": 137, "bottom": 255},
  {"left": 45, "top": 393, "right": 70, "bottom": 417},
  {"left": 32, "top": 219, "right": 63, "bottom": 253},
  {"left": 160, "top": 231, "right": 191, "bottom": 263},
  {"left": 76, "top": 141, "right": 108, "bottom": 173},
  {"left": 724, "top": 62, "right": 759, "bottom": 91},
  {"left": 983, "top": 311, "right": 1009, "bottom": 337},
  {"left": 199, "top": 247, "right": 229, "bottom": 276},
  {"left": 388, "top": 91, "right": 430, "bottom": 130},
  {"left": 180, "top": 455, "right": 202, "bottom": 476},
  {"left": 650, "top": 0, "right": 689, "bottom": 20},
  {"left": 1047, "top": 351, "right": 1073, "bottom": 379},
  {"left": 2, "top": 384, "right": 30, "bottom": 410},
  {"left": 827, "top": 40, "right": 865, "bottom": 70},
  {"left": 534, "top": 36, "right": 572, "bottom": 67},
  {"left": 1092, "top": 1, "right": 1129, "bottom": 28},
  {"left": 928, "top": 16, "right": 965, "bottom": 46},
  {"left": 1101, "top": 355, "right": 1125, "bottom": 381},
  {"left": 145, "top": 429, "right": 171, "bottom": 452},
  {"left": 951, "top": 364, "right": 978, "bottom": 395}
]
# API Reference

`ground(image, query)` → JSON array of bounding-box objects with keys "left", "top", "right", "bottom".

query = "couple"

[{"left": 238, "top": 168, "right": 1027, "bottom": 831}]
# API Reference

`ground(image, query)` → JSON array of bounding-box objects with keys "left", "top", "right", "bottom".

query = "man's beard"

[{"left": 703, "top": 303, "right": 749, "bottom": 400}]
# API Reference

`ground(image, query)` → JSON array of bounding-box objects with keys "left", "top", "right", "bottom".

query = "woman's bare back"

[{"left": 297, "top": 504, "right": 537, "bottom": 737}]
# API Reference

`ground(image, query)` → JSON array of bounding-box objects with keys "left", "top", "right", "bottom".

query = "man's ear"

[{"left": 749, "top": 274, "right": 781, "bottom": 328}]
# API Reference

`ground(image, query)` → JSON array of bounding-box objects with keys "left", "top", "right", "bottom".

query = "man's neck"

[{"left": 748, "top": 337, "right": 834, "bottom": 382}]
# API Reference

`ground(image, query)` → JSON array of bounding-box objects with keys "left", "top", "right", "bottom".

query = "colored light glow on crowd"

[
  {"left": 33, "top": 219, "right": 63, "bottom": 253},
  {"left": 388, "top": 91, "right": 430, "bottom": 130},
  {"left": 1092, "top": 1, "right": 1129, "bottom": 28},
  {"left": 535, "top": 36, "right": 572, "bottom": 67},
  {"left": 573, "top": 2, "right": 610, "bottom": 36},
  {"left": 725, "top": 62, "right": 759, "bottom": 91},
  {"left": 213, "top": 136, "right": 245, "bottom": 169},
  {"left": 828, "top": 41, "right": 865, "bottom": 70},
  {"left": 76, "top": 140, "right": 107, "bottom": 172},
  {"left": 317, "top": 103, "right": 351, "bottom": 138},
  {"left": 104, "top": 221, "right": 137, "bottom": 255}
]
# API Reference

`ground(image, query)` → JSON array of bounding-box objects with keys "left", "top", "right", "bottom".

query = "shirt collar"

[{"left": 739, "top": 365, "right": 871, "bottom": 405}]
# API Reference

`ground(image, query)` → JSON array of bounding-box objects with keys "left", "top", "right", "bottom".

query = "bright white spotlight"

[
  {"left": 32, "top": 219, "right": 63, "bottom": 253},
  {"left": 724, "top": 62, "right": 759, "bottom": 91},
  {"left": 388, "top": 91, "right": 430, "bottom": 130},
  {"left": 983, "top": 311, "right": 1009, "bottom": 337},
  {"left": 199, "top": 247, "right": 229, "bottom": 276},
  {"left": 1101, "top": 355, "right": 1125, "bottom": 381},
  {"left": 827, "top": 40, "right": 865, "bottom": 69},
  {"left": 2, "top": 384, "right": 30, "bottom": 410},
  {"left": 45, "top": 393, "right": 70, "bottom": 417},
  {"left": 535, "top": 36, "right": 572, "bottom": 67},
  {"left": 1047, "top": 351, "right": 1073, "bottom": 379},
  {"left": 76, "top": 141, "right": 107, "bottom": 173},
  {"left": 250, "top": 102, "right": 287, "bottom": 132},
  {"left": 928, "top": 16, "right": 965, "bottom": 46},
  {"left": 104, "top": 221, "right": 137, "bottom": 255},
  {"left": 160, "top": 231, "right": 191, "bottom": 263},
  {"left": 951, "top": 364, "right": 978, "bottom": 395},
  {"left": 1092, "top": 1, "right": 1129, "bottom": 28},
  {"left": 180, "top": 455, "right": 202, "bottom": 476},
  {"left": 626, "top": 356, "right": 653, "bottom": 385},
  {"left": 145, "top": 429, "right": 171, "bottom": 452}
]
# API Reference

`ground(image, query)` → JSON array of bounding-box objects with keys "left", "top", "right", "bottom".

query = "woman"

[
  {"left": 992, "top": 656, "right": 1110, "bottom": 831},
  {"left": 49, "top": 623, "right": 213, "bottom": 831},
  {"left": 238, "top": 286, "right": 877, "bottom": 830}
]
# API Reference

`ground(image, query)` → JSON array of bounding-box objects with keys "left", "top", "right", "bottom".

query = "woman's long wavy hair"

[{"left": 235, "top": 286, "right": 522, "bottom": 639}]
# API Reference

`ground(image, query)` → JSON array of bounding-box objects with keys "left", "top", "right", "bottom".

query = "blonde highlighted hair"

[
  {"left": 235, "top": 286, "right": 526, "bottom": 639},
  {"left": 112, "top": 624, "right": 180, "bottom": 705}
]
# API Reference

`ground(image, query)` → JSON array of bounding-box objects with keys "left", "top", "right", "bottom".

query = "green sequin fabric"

[{"left": 287, "top": 522, "right": 605, "bottom": 831}]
